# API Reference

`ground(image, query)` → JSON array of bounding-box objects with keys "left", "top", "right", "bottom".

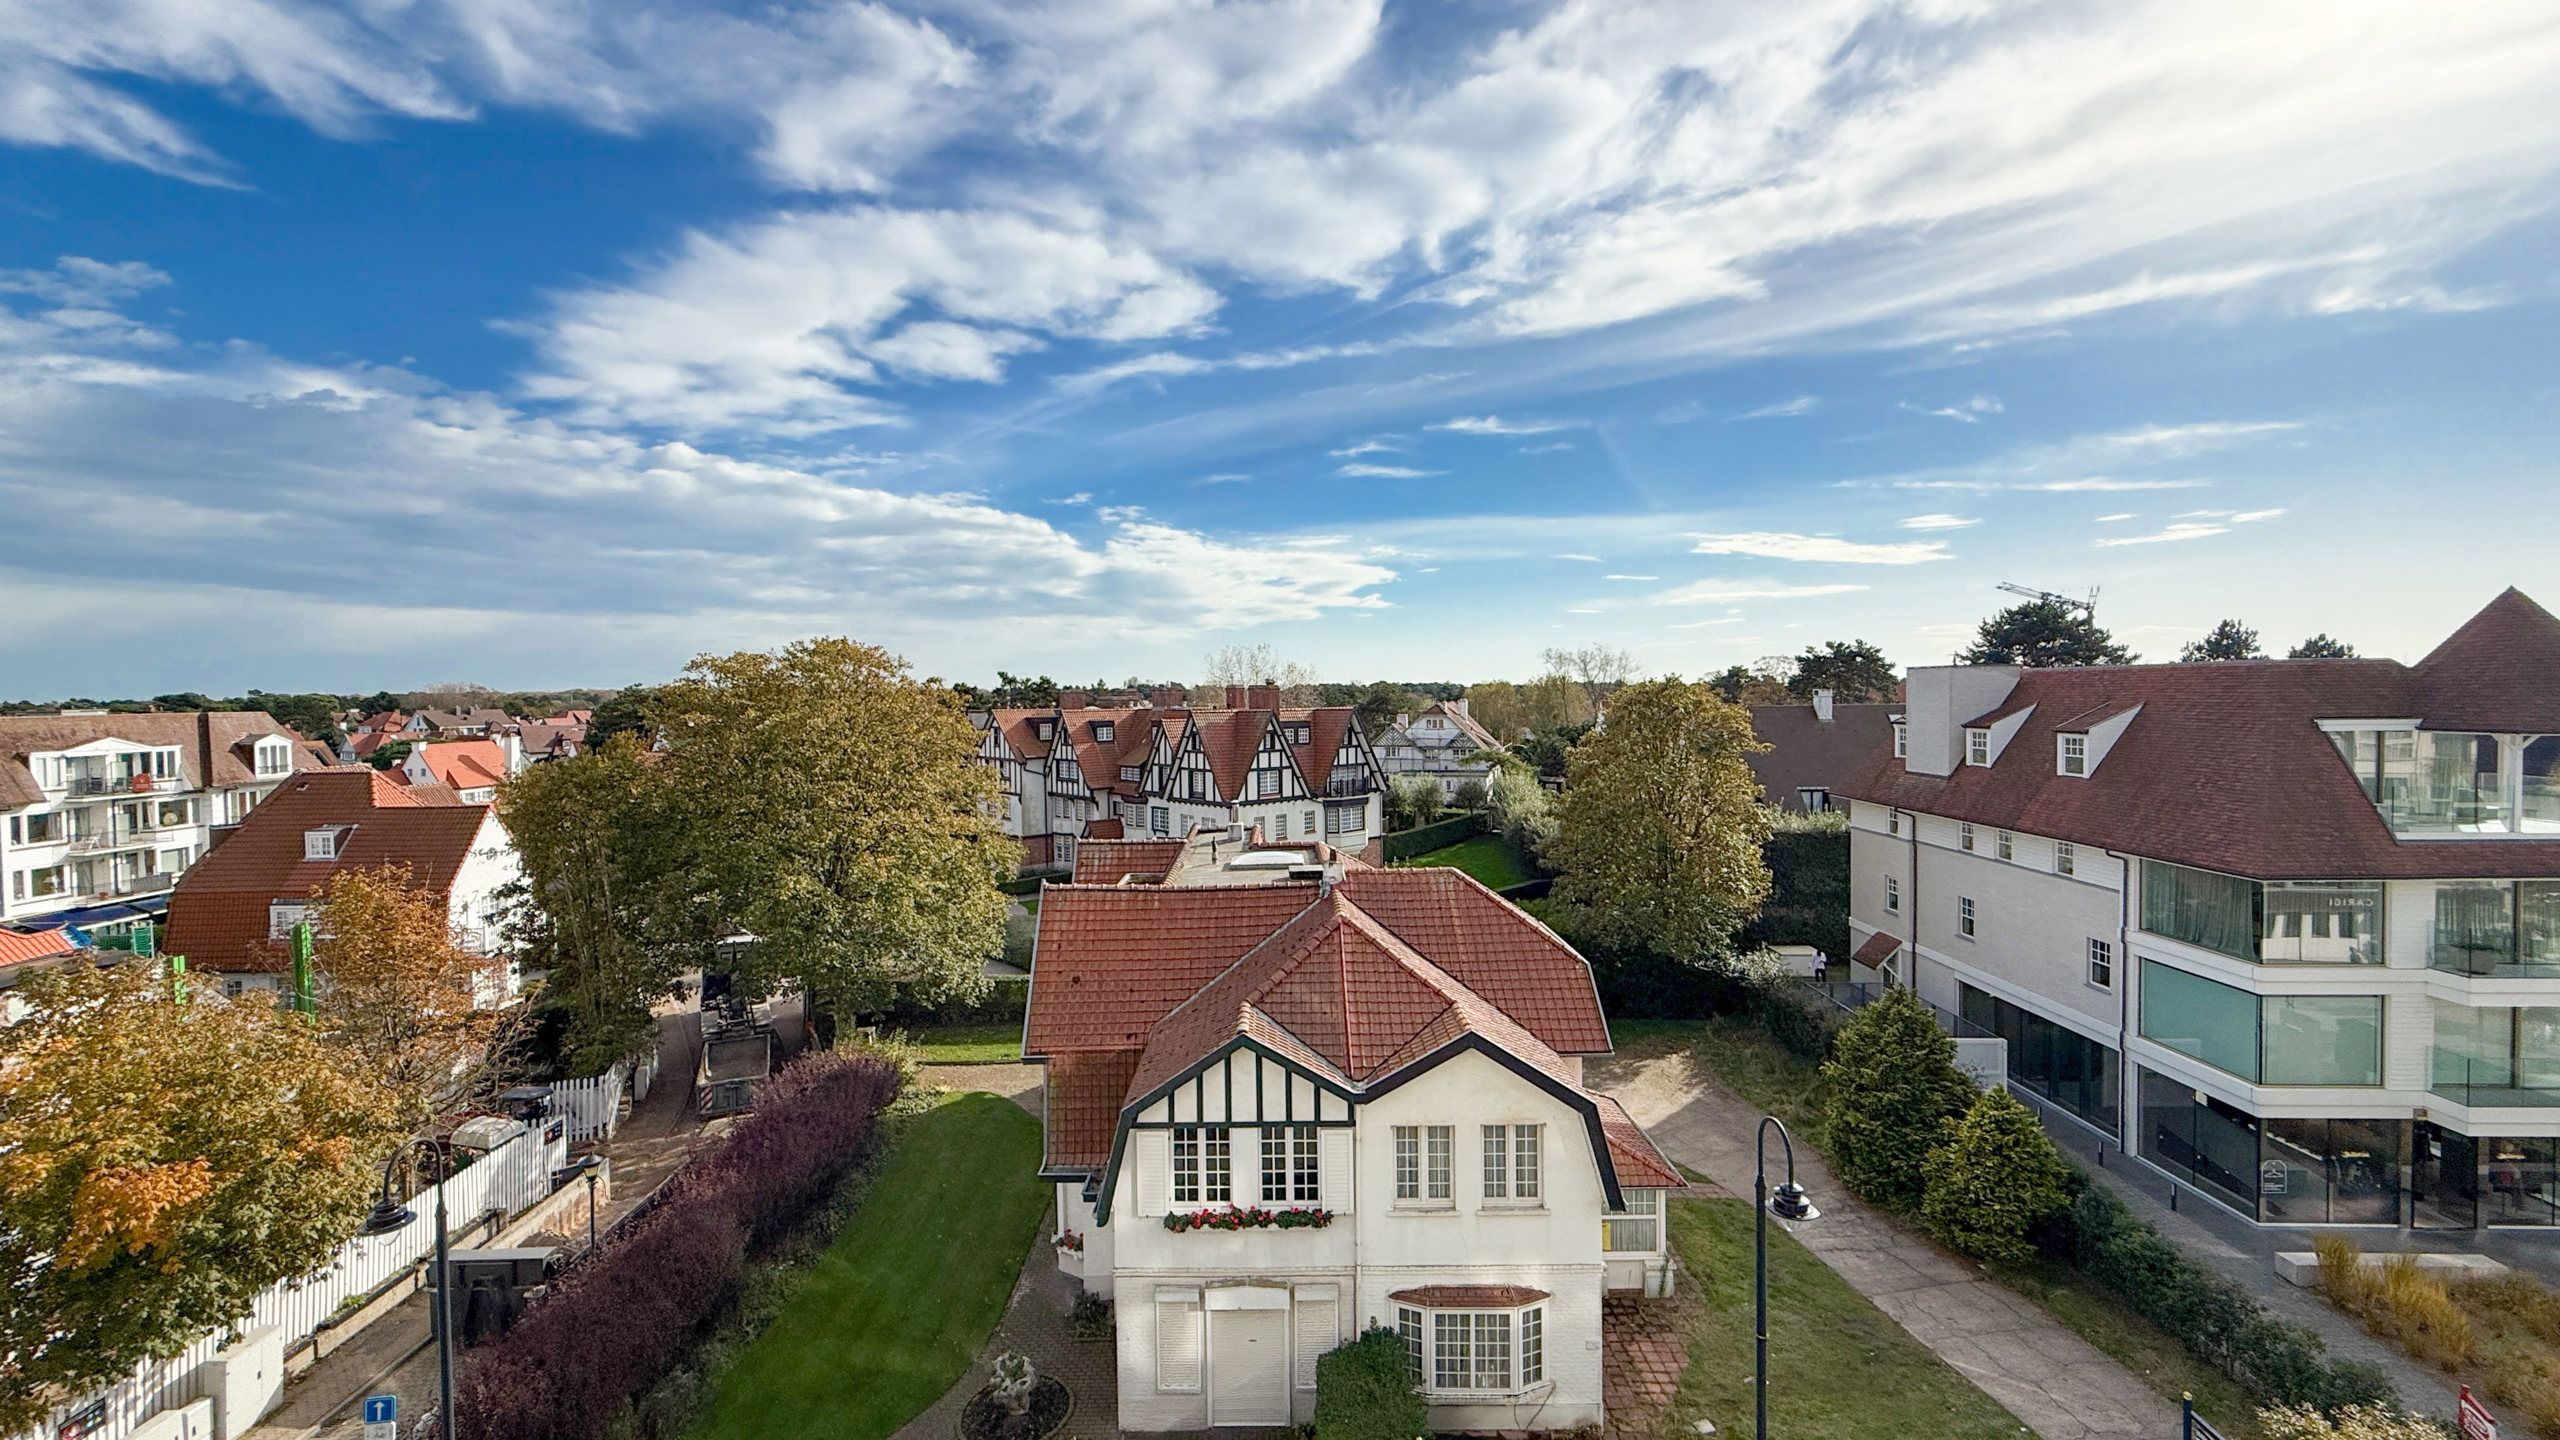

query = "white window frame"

[
  {"left": 2088, "top": 938, "right": 2115, "bottom": 990},
  {"left": 1892, "top": 722, "right": 1908, "bottom": 759},
  {"left": 1966, "top": 728, "right": 1991, "bottom": 766},
  {"left": 1405, "top": 1303, "right": 1546, "bottom": 1396},
  {"left": 1888, "top": 809, "right": 1901, "bottom": 836},
  {"left": 1885, "top": 876, "right": 1900, "bottom": 914},
  {"left": 1150, "top": 805, "right": 1169, "bottom": 836},
  {"left": 1959, "top": 822, "right": 1976, "bottom": 851},
  {"left": 2058, "top": 733, "right": 2088, "bottom": 777},
  {"left": 1604, "top": 1189, "right": 1661, "bottom": 1251},
  {"left": 1959, "top": 896, "right": 1977, "bottom": 939},
  {"left": 1481, "top": 1124, "right": 1541, "bottom": 1203},
  {"left": 2055, "top": 841, "right": 2076, "bottom": 876},
  {"left": 1094, "top": 721, "right": 1114, "bottom": 741},
  {"left": 1995, "top": 830, "right": 2014, "bottom": 862},
  {"left": 1256, "top": 770, "right": 1281, "bottom": 799}
]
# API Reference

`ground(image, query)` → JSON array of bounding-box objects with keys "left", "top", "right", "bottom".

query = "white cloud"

[
  {"left": 1553, "top": 552, "right": 1602, "bottom": 562},
  {"left": 1669, "top": 616, "right": 1747, "bottom": 629},
  {"left": 1518, "top": 441, "right": 1575, "bottom": 454},
  {"left": 2231, "top": 507, "right": 2287, "bottom": 522},
  {"left": 1048, "top": 491, "right": 1092, "bottom": 506},
  {"left": 1432, "top": 414, "right": 1579, "bottom": 436},
  {"left": 1901, "top": 395, "right": 2005, "bottom": 424},
  {"left": 2094, "top": 521, "right": 2231, "bottom": 547},
  {"left": 1329, "top": 438, "right": 1400, "bottom": 457},
  {"left": 1690, "top": 532, "right": 1952, "bottom": 565},
  {"left": 1899, "top": 513, "right": 1978, "bottom": 531},
  {"left": 1195, "top": 472, "right": 1249, "bottom": 485},
  {"left": 1732, "top": 396, "right": 1820, "bottom": 420},
  {"left": 1653, "top": 579, "right": 1869, "bottom": 605},
  {"left": 1604, "top": 573, "right": 1658, "bottom": 581},
  {"left": 1337, "top": 462, "right": 1440, "bottom": 478},
  {"left": 2094, "top": 512, "right": 2137, "bottom": 522},
  {"left": 2030, "top": 477, "right": 2212, "bottom": 492}
]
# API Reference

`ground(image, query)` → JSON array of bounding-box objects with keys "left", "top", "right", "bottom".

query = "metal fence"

[{"left": 15, "top": 1125, "right": 567, "bottom": 1440}]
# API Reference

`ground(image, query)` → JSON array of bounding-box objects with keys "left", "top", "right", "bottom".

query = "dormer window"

[
  {"left": 1965, "top": 729, "right": 1990, "bottom": 767},
  {"left": 1892, "top": 722, "right": 1907, "bottom": 760},
  {"left": 1120, "top": 766, "right": 1141, "bottom": 782},
  {"left": 1034, "top": 720, "right": 1054, "bottom": 741},
  {"left": 254, "top": 737, "right": 292, "bottom": 777},
  {"left": 303, "top": 824, "right": 352, "bottom": 860},
  {"left": 1094, "top": 722, "right": 1115, "bottom": 741},
  {"left": 2059, "top": 733, "right": 2088, "bottom": 776}
]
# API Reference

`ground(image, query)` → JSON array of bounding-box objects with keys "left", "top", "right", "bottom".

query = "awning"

[
  {"left": 23, "top": 902, "right": 149, "bottom": 930},
  {"left": 1852, "top": 931, "right": 1904, "bottom": 967}
]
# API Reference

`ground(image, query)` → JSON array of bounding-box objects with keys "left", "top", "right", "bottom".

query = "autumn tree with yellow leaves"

[
  {"left": 0, "top": 963, "right": 402, "bottom": 1431},
  {"left": 307, "top": 863, "right": 509, "bottom": 1126}
]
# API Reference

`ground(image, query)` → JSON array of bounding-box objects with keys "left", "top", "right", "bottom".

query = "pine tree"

[
  {"left": 1922, "top": 1086, "right": 2073, "bottom": 1263},
  {"left": 1820, "top": 986, "right": 1972, "bottom": 1210}
]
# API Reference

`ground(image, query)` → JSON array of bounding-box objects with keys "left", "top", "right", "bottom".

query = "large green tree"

[
  {"left": 2179, "top": 619, "right": 2263, "bottom": 662},
  {"left": 1820, "top": 986, "right": 1973, "bottom": 1211},
  {"left": 1958, "top": 600, "right": 2137, "bottom": 667},
  {"left": 584, "top": 685, "right": 658, "bottom": 747},
  {"left": 0, "top": 965, "right": 402, "bottom": 1432},
  {"left": 1921, "top": 1087, "right": 2072, "bottom": 1263},
  {"left": 652, "top": 638, "right": 1011, "bottom": 1017},
  {"left": 2287, "top": 633, "right": 2358, "bottom": 659},
  {"left": 1787, "top": 640, "right": 1898, "bottom": 702},
  {"left": 1546, "top": 679, "right": 1771, "bottom": 959}
]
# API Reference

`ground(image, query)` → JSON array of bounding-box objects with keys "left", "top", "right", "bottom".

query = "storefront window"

[
  {"left": 2139, "top": 1068, "right": 2259, "bottom": 1216},
  {"left": 2260, "top": 1117, "right": 2400, "bottom": 1225},
  {"left": 1960, "top": 983, "right": 2122, "bottom": 1134},
  {"left": 2483, "top": 1138, "right": 2558, "bottom": 1227}
]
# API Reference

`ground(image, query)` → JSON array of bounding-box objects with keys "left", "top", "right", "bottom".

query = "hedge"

[
  {"left": 453, "top": 1050, "right": 904, "bottom": 1440},
  {"left": 1381, "top": 809, "right": 1486, "bottom": 862},
  {"left": 2064, "top": 1181, "right": 2396, "bottom": 1412},
  {"left": 1314, "top": 1327, "right": 1428, "bottom": 1440},
  {"left": 1738, "top": 814, "right": 1850, "bottom": 964}
]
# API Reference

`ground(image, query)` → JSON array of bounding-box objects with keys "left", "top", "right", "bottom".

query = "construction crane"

[{"left": 1995, "top": 581, "right": 2099, "bottom": 620}]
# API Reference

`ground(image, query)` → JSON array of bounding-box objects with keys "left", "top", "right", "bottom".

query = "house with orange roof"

[
  {"left": 1026, "top": 829, "right": 1678, "bottom": 1431},
  {"left": 398, "top": 736, "right": 517, "bottom": 803},
  {"left": 976, "top": 685, "right": 1386, "bottom": 872}
]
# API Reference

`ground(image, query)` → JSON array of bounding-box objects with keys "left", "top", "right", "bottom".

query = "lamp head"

[
  {"left": 1768, "top": 1181, "right": 1818, "bottom": 1224},
  {"left": 360, "top": 1200, "right": 418, "bottom": 1236}
]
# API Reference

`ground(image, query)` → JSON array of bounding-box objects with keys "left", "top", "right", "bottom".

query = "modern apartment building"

[
  {"left": 0, "top": 711, "right": 325, "bottom": 936},
  {"left": 978, "top": 686, "right": 1386, "bottom": 871},
  {"left": 1837, "top": 588, "right": 2560, "bottom": 1230}
]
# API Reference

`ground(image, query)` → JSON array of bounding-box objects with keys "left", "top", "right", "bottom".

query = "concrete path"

[
  {"left": 1597, "top": 1051, "right": 2182, "bottom": 1440},
  {"left": 925, "top": 1060, "right": 1042, "bottom": 1112}
]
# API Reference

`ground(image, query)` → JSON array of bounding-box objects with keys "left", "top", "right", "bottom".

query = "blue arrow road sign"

[{"left": 364, "top": 1395, "right": 397, "bottom": 1425}]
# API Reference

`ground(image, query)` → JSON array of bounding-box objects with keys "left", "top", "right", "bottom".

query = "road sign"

[
  {"left": 2460, "top": 1385, "right": 2499, "bottom": 1440},
  {"left": 362, "top": 1394, "right": 397, "bottom": 1440}
]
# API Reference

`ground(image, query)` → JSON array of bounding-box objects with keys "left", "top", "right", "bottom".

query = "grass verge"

[
  {"left": 1397, "top": 834, "right": 1536, "bottom": 890},
  {"left": 1666, "top": 1195, "right": 2026, "bottom": 1439},
  {"left": 687, "top": 1093, "right": 1047, "bottom": 1440},
  {"left": 904, "top": 1023, "right": 1023, "bottom": 1065}
]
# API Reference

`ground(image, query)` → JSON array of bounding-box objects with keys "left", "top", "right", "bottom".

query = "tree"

[
  {"left": 1709, "top": 661, "right": 1795, "bottom": 705},
  {"left": 1519, "top": 672, "right": 1593, "bottom": 731},
  {"left": 1201, "top": 644, "right": 1319, "bottom": 705},
  {"left": 1921, "top": 1087, "right": 2072, "bottom": 1263},
  {"left": 0, "top": 964, "right": 402, "bottom": 1431},
  {"left": 1350, "top": 681, "right": 1418, "bottom": 741},
  {"left": 584, "top": 685, "right": 657, "bottom": 747},
  {"left": 1463, "top": 681, "right": 1529, "bottom": 741},
  {"left": 1546, "top": 679, "right": 1771, "bottom": 960},
  {"left": 972, "top": 671, "right": 1058, "bottom": 708},
  {"left": 1819, "top": 986, "right": 1973, "bottom": 1211},
  {"left": 1540, "top": 643, "right": 1638, "bottom": 715},
  {"left": 2288, "top": 634, "right": 2358, "bottom": 659},
  {"left": 1510, "top": 722, "right": 1591, "bottom": 780},
  {"left": 500, "top": 738, "right": 698, "bottom": 1076},
  {"left": 1385, "top": 773, "right": 1444, "bottom": 831},
  {"left": 2179, "top": 619, "right": 2264, "bottom": 662},
  {"left": 1788, "top": 640, "right": 1898, "bottom": 702},
  {"left": 403, "top": 681, "right": 502, "bottom": 712},
  {"left": 1452, "top": 777, "right": 1489, "bottom": 811},
  {"left": 307, "top": 866, "right": 508, "bottom": 1125},
  {"left": 247, "top": 691, "right": 345, "bottom": 742},
  {"left": 366, "top": 739, "right": 412, "bottom": 772},
  {"left": 1485, "top": 766, "right": 1558, "bottom": 864},
  {"left": 1958, "top": 600, "right": 2137, "bottom": 667},
  {"left": 651, "top": 638, "right": 1010, "bottom": 1018}
]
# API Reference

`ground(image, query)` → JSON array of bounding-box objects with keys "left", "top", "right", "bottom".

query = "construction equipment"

[{"left": 1996, "top": 581, "right": 2099, "bottom": 619}]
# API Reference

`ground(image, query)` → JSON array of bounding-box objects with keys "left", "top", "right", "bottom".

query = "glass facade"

[
  {"left": 2139, "top": 861, "right": 2382, "bottom": 964},
  {"left": 2482, "top": 1137, "right": 2560, "bottom": 1227},
  {"left": 2333, "top": 728, "right": 2513, "bottom": 834},
  {"left": 2138, "top": 1068, "right": 2261, "bottom": 1215},
  {"left": 1959, "top": 983, "right": 2122, "bottom": 1133},
  {"left": 2429, "top": 1001, "right": 2560, "bottom": 1107},
  {"left": 2141, "top": 1068, "right": 2403, "bottom": 1224},
  {"left": 2527, "top": 737, "right": 2560, "bottom": 833},
  {"left": 2430, "top": 881, "right": 2560, "bottom": 979},
  {"left": 2138, "top": 960, "right": 2381, "bottom": 1085}
]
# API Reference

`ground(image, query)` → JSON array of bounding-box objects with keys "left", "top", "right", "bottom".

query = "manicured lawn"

[
  {"left": 1666, "top": 1195, "right": 2026, "bottom": 1439},
  {"left": 688, "top": 1094, "right": 1048, "bottom": 1440},
  {"left": 906, "top": 1022, "right": 1023, "bottom": 1065},
  {"left": 1398, "top": 834, "right": 1535, "bottom": 889}
]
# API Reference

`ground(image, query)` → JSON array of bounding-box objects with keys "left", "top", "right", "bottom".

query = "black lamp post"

[
  {"left": 360, "top": 1140, "right": 457, "bottom": 1440},
  {"left": 1754, "top": 1115, "right": 1819, "bottom": 1440},
  {"left": 563, "top": 1154, "right": 605, "bottom": 1252}
]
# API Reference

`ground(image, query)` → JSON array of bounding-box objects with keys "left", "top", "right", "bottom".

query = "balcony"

[
  {"left": 67, "top": 832, "right": 145, "bottom": 855},
  {"left": 114, "top": 872, "right": 178, "bottom": 897},
  {"left": 63, "top": 773, "right": 179, "bottom": 798},
  {"left": 1323, "top": 779, "right": 1370, "bottom": 799}
]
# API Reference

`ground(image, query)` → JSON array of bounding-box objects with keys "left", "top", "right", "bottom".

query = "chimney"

[
  {"left": 1901, "top": 664, "right": 2020, "bottom": 777},
  {"left": 197, "top": 709, "right": 214, "bottom": 789},
  {"left": 499, "top": 730, "right": 525, "bottom": 777},
  {"left": 1450, "top": 697, "right": 1469, "bottom": 717},
  {"left": 1224, "top": 685, "right": 1246, "bottom": 709},
  {"left": 1812, "top": 689, "right": 1835, "bottom": 724},
  {"left": 1058, "top": 690, "right": 1087, "bottom": 710},
  {"left": 1151, "top": 686, "right": 1187, "bottom": 709},
  {"left": 1245, "top": 684, "right": 1279, "bottom": 711}
]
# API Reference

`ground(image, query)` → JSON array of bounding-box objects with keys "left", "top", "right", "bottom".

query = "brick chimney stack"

[
  {"left": 1224, "top": 685, "right": 1246, "bottom": 709},
  {"left": 1058, "top": 690, "right": 1088, "bottom": 710},
  {"left": 1245, "top": 684, "right": 1279, "bottom": 711},
  {"left": 1150, "top": 686, "right": 1187, "bottom": 709}
]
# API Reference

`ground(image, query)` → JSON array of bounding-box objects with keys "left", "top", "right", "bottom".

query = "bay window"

[{"left": 1396, "top": 1298, "right": 1547, "bottom": 1394}]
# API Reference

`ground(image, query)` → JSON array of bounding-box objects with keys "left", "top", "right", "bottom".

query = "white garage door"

[{"left": 1209, "top": 1307, "right": 1290, "bottom": 1426}]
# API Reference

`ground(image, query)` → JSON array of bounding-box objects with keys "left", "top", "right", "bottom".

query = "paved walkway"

[
  {"left": 1597, "top": 1051, "right": 2180, "bottom": 1440},
  {"left": 925, "top": 1060, "right": 1042, "bottom": 1111}
]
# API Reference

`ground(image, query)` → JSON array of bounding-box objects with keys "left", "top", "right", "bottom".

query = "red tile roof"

[
  {"left": 1838, "top": 590, "right": 2560, "bottom": 880},
  {"left": 1594, "top": 1093, "right": 1685, "bottom": 1189},
  {"left": 1044, "top": 1049, "right": 1141, "bottom": 1171},
  {"left": 987, "top": 708, "right": 1055, "bottom": 760},
  {"left": 1083, "top": 817, "right": 1124, "bottom": 840},
  {"left": 1852, "top": 931, "right": 1903, "bottom": 967},
  {"left": 1072, "top": 839, "right": 1189, "bottom": 884},
  {"left": 411, "top": 740, "right": 507, "bottom": 792},
  {"left": 0, "top": 928, "right": 77, "bottom": 967},
  {"left": 163, "top": 769, "right": 494, "bottom": 974},
  {"left": 1389, "top": 1285, "right": 1550, "bottom": 1307},
  {"left": 1024, "top": 883, "right": 1321, "bottom": 1054},
  {"left": 1333, "top": 868, "right": 1612, "bottom": 1054}
]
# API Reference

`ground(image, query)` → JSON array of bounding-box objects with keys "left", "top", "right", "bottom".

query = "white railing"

[
  {"left": 554, "top": 1064, "right": 628, "bottom": 1142},
  {"left": 630, "top": 1046, "right": 661, "bottom": 1105},
  {"left": 17, "top": 1125, "right": 567, "bottom": 1440}
]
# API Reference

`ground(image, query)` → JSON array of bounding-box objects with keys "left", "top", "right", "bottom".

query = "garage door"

[{"left": 1209, "top": 1307, "right": 1289, "bottom": 1426}]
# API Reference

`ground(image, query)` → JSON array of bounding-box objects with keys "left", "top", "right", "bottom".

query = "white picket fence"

[
  {"left": 18, "top": 1125, "right": 568, "bottom": 1440},
  {"left": 554, "top": 1063, "right": 628, "bottom": 1142},
  {"left": 631, "top": 1045, "right": 661, "bottom": 1105}
]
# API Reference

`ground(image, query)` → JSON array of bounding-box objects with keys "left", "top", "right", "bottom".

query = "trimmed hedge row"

[
  {"left": 454, "top": 1050, "right": 904, "bottom": 1440},
  {"left": 1381, "top": 809, "right": 1486, "bottom": 862},
  {"left": 2066, "top": 1182, "right": 2396, "bottom": 1413},
  {"left": 1314, "top": 1327, "right": 1428, "bottom": 1440}
]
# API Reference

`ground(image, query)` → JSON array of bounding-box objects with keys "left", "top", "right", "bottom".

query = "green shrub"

[
  {"left": 1921, "top": 1087, "right": 2071, "bottom": 1263},
  {"left": 2067, "top": 1182, "right": 2395, "bottom": 1411},
  {"left": 1819, "top": 987, "right": 1971, "bottom": 1211},
  {"left": 1453, "top": 777, "right": 1489, "bottom": 810},
  {"left": 1315, "top": 1326, "right": 1427, "bottom": 1440},
  {"left": 1381, "top": 810, "right": 1486, "bottom": 861},
  {"left": 1739, "top": 813, "right": 1851, "bottom": 963}
]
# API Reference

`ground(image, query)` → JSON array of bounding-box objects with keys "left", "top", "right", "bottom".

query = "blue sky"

[{"left": 3, "top": 1, "right": 2557, "bottom": 696}]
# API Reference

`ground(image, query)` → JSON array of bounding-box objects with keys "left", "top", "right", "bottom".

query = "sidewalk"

[
  {"left": 2030, "top": 1101, "right": 2455, "bottom": 1421},
  {"left": 247, "top": 1007, "right": 708, "bottom": 1440},
  {"left": 1598, "top": 1051, "right": 2181, "bottom": 1440}
]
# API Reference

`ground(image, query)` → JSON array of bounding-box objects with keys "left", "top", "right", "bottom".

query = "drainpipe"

[
  {"left": 1905, "top": 809, "right": 1921, "bottom": 995},
  {"left": 2106, "top": 848, "right": 2134, "bottom": 1154}
]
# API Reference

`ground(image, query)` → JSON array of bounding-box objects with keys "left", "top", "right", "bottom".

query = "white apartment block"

[
  {"left": 1377, "top": 699, "right": 1503, "bottom": 803},
  {"left": 0, "top": 711, "right": 322, "bottom": 936},
  {"left": 1838, "top": 588, "right": 2560, "bottom": 1230}
]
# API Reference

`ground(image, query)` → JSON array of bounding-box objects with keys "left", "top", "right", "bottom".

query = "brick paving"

[
  {"left": 1601, "top": 1294, "right": 1688, "bottom": 1439},
  {"left": 889, "top": 1233, "right": 1119, "bottom": 1440}
]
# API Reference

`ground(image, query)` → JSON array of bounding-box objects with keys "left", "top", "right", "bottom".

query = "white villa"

[
  {"left": 1025, "top": 831, "right": 1679, "bottom": 1431},
  {"left": 1838, "top": 588, "right": 2560, "bottom": 1230},
  {"left": 1378, "top": 698, "right": 1504, "bottom": 803},
  {"left": 978, "top": 686, "right": 1385, "bottom": 872}
]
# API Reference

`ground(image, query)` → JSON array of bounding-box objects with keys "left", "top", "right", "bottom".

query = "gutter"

[{"left": 2105, "top": 846, "right": 2134, "bottom": 1153}]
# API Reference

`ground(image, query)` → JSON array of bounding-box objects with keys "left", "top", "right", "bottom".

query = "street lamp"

[
  {"left": 1754, "top": 1115, "right": 1819, "bottom": 1440},
  {"left": 360, "top": 1139, "right": 457, "bottom": 1440},
  {"left": 562, "top": 1154, "right": 605, "bottom": 1252}
]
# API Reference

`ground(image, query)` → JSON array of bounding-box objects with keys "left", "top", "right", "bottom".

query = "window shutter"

[
  {"left": 1135, "top": 1129, "right": 1171, "bottom": 1217},
  {"left": 1319, "top": 1124, "right": 1353, "bottom": 1213},
  {"left": 1295, "top": 1291, "right": 1339, "bottom": 1391},
  {"left": 1156, "top": 1291, "right": 1203, "bottom": 1392}
]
